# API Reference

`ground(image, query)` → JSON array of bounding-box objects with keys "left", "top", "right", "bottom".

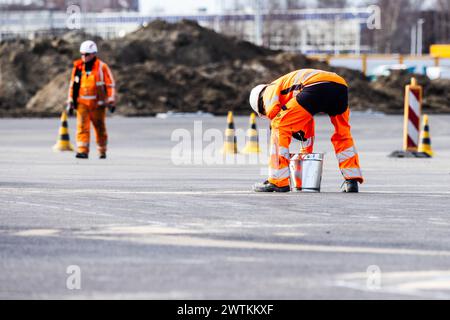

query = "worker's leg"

[
  {"left": 268, "top": 126, "right": 292, "bottom": 188},
  {"left": 76, "top": 103, "right": 90, "bottom": 154},
  {"left": 329, "top": 108, "right": 364, "bottom": 183},
  {"left": 268, "top": 105, "right": 314, "bottom": 188},
  {"left": 280, "top": 102, "right": 315, "bottom": 154},
  {"left": 91, "top": 107, "right": 108, "bottom": 155}
]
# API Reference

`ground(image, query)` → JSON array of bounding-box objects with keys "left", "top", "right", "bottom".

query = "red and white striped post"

[{"left": 403, "top": 78, "right": 423, "bottom": 152}]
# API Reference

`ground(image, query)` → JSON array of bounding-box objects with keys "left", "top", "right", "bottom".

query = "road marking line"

[
  {"left": 336, "top": 270, "right": 450, "bottom": 299},
  {"left": 13, "top": 229, "right": 60, "bottom": 237},
  {"left": 1, "top": 187, "right": 450, "bottom": 196},
  {"left": 75, "top": 234, "right": 450, "bottom": 257},
  {"left": 0, "top": 188, "right": 252, "bottom": 196},
  {"left": 364, "top": 191, "right": 450, "bottom": 195}
]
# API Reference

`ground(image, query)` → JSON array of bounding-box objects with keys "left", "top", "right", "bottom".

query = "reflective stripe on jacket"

[{"left": 68, "top": 58, "right": 116, "bottom": 108}]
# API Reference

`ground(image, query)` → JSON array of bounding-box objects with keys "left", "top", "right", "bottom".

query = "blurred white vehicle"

[
  {"left": 426, "top": 66, "right": 450, "bottom": 80},
  {"left": 369, "top": 64, "right": 414, "bottom": 79},
  {"left": 156, "top": 111, "right": 214, "bottom": 119}
]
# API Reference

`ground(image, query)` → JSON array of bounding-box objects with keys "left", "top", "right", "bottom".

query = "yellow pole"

[
  {"left": 435, "top": 57, "right": 440, "bottom": 67},
  {"left": 362, "top": 54, "right": 368, "bottom": 76}
]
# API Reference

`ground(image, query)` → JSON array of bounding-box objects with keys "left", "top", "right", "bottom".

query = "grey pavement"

[{"left": 1, "top": 114, "right": 450, "bottom": 299}]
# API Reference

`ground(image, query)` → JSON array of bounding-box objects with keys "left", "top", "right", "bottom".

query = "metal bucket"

[{"left": 289, "top": 153, "right": 324, "bottom": 193}]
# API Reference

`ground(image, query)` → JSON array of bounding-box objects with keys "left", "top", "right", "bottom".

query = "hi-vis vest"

[
  {"left": 68, "top": 58, "right": 116, "bottom": 108},
  {"left": 262, "top": 69, "right": 348, "bottom": 120}
]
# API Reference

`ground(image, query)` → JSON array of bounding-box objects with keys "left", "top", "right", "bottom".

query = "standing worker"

[
  {"left": 249, "top": 69, "right": 364, "bottom": 193},
  {"left": 67, "top": 40, "right": 116, "bottom": 159}
]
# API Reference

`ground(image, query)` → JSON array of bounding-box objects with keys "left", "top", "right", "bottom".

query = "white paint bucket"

[{"left": 289, "top": 153, "right": 324, "bottom": 193}]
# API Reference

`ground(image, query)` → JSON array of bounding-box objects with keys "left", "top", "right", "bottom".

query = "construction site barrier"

[{"left": 403, "top": 78, "right": 422, "bottom": 152}]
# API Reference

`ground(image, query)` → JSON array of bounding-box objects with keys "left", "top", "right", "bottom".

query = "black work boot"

[
  {"left": 75, "top": 153, "right": 89, "bottom": 159},
  {"left": 253, "top": 181, "right": 291, "bottom": 193},
  {"left": 99, "top": 153, "right": 107, "bottom": 159},
  {"left": 341, "top": 180, "right": 359, "bottom": 193}
]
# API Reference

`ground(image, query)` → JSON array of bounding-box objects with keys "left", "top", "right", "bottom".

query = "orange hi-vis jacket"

[
  {"left": 68, "top": 58, "right": 116, "bottom": 108},
  {"left": 262, "top": 69, "right": 348, "bottom": 120}
]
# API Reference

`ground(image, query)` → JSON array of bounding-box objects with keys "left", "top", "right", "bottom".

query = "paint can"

[{"left": 289, "top": 153, "right": 324, "bottom": 193}]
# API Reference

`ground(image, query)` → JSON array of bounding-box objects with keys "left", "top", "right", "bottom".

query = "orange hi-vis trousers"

[
  {"left": 76, "top": 103, "right": 108, "bottom": 154},
  {"left": 268, "top": 105, "right": 364, "bottom": 188}
]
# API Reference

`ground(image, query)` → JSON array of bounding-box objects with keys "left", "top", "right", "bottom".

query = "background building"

[
  {"left": 0, "top": 0, "right": 448, "bottom": 55},
  {"left": 0, "top": 0, "right": 139, "bottom": 11}
]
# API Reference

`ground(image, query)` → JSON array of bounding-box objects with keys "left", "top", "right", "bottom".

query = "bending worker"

[
  {"left": 67, "top": 40, "right": 116, "bottom": 159},
  {"left": 249, "top": 69, "right": 364, "bottom": 193}
]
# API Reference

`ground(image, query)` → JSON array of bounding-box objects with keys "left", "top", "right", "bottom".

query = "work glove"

[
  {"left": 292, "top": 130, "right": 307, "bottom": 142},
  {"left": 66, "top": 101, "right": 75, "bottom": 116},
  {"left": 107, "top": 102, "right": 116, "bottom": 114}
]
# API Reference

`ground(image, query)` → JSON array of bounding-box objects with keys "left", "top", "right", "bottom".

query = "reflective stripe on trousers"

[
  {"left": 271, "top": 145, "right": 290, "bottom": 158},
  {"left": 336, "top": 146, "right": 358, "bottom": 164},
  {"left": 76, "top": 104, "right": 108, "bottom": 154},
  {"left": 79, "top": 95, "right": 97, "bottom": 100},
  {"left": 341, "top": 167, "right": 363, "bottom": 179},
  {"left": 270, "top": 167, "right": 290, "bottom": 180},
  {"left": 269, "top": 131, "right": 291, "bottom": 185},
  {"left": 77, "top": 141, "right": 89, "bottom": 147}
]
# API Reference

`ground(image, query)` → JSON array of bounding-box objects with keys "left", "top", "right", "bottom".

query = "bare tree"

[
  {"left": 425, "top": 0, "right": 450, "bottom": 47},
  {"left": 436, "top": 0, "right": 450, "bottom": 11},
  {"left": 369, "top": 0, "right": 424, "bottom": 53},
  {"left": 285, "top": 0, "right": 308, "bottom": 9},
  {"left": 316, "top": 0, "right": 347, "bottom": 8}
]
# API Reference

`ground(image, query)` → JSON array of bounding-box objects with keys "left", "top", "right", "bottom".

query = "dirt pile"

[
  {"left": 370, "top": 71, "right": 450, "bottom": 113},
  {"left": 113, "top": 19, "right": 273, "bottom": 66},
  {"left": 1, "top": 19, "right": 449, "bottom": 117},
  {"left": 0, "top": 39, "right": 70, "bottom": 115},
  {"left": 0, "top": 30, "right": 101, "bottom": 116}
]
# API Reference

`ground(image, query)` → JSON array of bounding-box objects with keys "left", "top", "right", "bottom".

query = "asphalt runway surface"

[{"left": 1, "top": 114, "right": 450, "bottom": 299}]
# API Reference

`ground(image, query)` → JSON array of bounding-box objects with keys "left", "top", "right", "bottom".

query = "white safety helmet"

[
  {"left": 80, "top": 40, "right": 98, "bottom": 54},
  {"left": 249, "top": 84, "right": 267, "bottom": 117}
]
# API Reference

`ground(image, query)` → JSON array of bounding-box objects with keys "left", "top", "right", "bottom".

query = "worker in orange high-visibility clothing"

[
  {"left": 67, "top": 40, "right": 116, "bottom": 159},
  {"left": 249, "top": 69, "right": 364, "bottom": 193}
]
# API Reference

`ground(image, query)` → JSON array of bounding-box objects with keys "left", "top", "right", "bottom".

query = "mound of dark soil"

[{"left": 1, "top": 19, "right": 449, "bottom": 117}]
